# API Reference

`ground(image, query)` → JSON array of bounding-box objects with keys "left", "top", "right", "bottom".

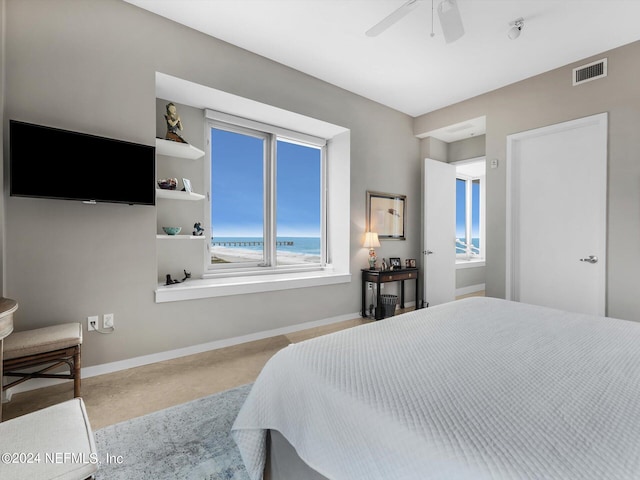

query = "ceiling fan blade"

[
  {"left": 437, "top": 0, "right": 464, "bottom": 43},
  {"left": 366, "top": 0, "right": 420, "bottom": 37}
]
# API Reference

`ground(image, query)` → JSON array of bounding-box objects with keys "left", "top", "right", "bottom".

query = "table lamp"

[{"left": 363, "top": 232, "right": 380, "bottom": 269}]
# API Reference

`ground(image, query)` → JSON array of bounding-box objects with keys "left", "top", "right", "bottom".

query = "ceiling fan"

[{"left": 366, "top": 0, "right": 465, "bottom": 44}]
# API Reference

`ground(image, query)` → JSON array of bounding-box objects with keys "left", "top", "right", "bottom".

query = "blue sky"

[{"left": 211, "top": 128, "right": 321, "bottom": 237}]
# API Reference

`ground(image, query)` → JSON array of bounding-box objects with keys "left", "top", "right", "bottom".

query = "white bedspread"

[{"left": 232, "top": 297, "right": 640, "bottom": 479}]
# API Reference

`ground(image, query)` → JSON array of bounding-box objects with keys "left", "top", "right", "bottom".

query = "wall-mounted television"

[{"left": 10, "top": 120, "right": 156, "bottom": 205}]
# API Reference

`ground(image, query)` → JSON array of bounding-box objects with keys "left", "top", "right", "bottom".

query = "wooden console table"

[
  {"left": 361, "top": 268, "right": 420, "bottom": 320},
  {"left": 0, "top": 297, "right": 18, "bottom": 421}
]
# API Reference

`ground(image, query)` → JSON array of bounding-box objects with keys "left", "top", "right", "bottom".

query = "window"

[
  {"left": 455, "top": 160, "right": 485, "bottom": 261},
  {"left": 210, "top": 127, "right": 266, "bottom": 267},
  {"left": 206, "top": 112, "right": 325, "bottom": 275},
  {"left": 275, "top": 140, "right": 322, "bottom": 266},
  {"left": 154, "top": 76, "right": 351, "bottom": 303}
]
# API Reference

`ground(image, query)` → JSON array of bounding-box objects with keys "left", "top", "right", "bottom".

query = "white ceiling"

[{"left": 126, "top": 0, "right": 640, "bottom": 121}]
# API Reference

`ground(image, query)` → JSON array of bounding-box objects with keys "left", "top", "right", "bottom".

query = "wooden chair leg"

[
  {"left": 3, "top": 344, "right": 82, "bottom": 399},
  {"left": 74, "top": 345, "right": 81, "bottom": 397}
]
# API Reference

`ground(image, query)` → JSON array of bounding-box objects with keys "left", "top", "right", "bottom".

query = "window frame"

[
  {"left": 204, "top": 110, "right": 327, "bottom": 277},
  {"left": 454, "top": 158, "right": 485, "bottom": 262},
  {"left": 154, "top": 74, "right": 352, "bottom": 303}
]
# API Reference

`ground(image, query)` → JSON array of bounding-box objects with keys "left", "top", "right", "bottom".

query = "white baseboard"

[
  {"left": 456, "top": 283, "right": 486, "bottom": 297},
  {"left": 2, "top": 310, "right": 362, "bottom": 400}
]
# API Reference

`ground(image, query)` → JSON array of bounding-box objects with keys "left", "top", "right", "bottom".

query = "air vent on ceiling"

[{"left": 573, "top": 58, "right": 607, "bottom": 86}]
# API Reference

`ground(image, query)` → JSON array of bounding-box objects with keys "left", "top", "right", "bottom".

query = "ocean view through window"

[
  {"left": 275, "top": 139, "right": 321, "bottom": 265},
  {"left": 210, "top": 127, "right": 265, "bottom": 266},
  {"left": 207, "top": 115, "right": 325, "bottom": 272},
  {"left": 210, "top": 236, "right": 321, "bottom": 264},
  {"left": 456, "top": 178, "right": 480, "bottom": 254},
  {"left": 455, "top": 159, "right": 485, "bottom": 261}
]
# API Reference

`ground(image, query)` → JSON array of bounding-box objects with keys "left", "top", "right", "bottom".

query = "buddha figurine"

[{"left": 164, "top": 102, "right": 187, "bottom": 143}]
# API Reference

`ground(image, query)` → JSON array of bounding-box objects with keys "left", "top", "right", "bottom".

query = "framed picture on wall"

[{"left": 366, "top": 190, "right": 406, "bottom": 240}]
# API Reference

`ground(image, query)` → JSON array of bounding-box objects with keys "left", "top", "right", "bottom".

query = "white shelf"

[
  {"left": 156, "top": 188, "right": 205, "bottom": 201},
  {"left": 156, "top": 234, "right": 207, "bottom": 240},
  {"left": 155, "top": 134, "right": 206, "bottom": 283},
  {"left": 155, "top": 138, "right": 205, "bottom": 159}
]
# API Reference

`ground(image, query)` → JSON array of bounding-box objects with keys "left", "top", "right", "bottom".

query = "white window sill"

[
  {"left": 155, "top": 268, "right": 351, "bottom": 303},
  {"left": 456, "top": 259, "right": 486, "bottom": 269}
]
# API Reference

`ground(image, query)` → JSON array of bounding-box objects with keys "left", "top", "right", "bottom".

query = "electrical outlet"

[
  {"left": 103, "top": 313, "right": 114, "bottom": 329},
  {"left": 367, "top": 283, "right": 373, "bottom": 290},
  {"left": 87, "top": 316, "right": 98, "bottom": 332}
]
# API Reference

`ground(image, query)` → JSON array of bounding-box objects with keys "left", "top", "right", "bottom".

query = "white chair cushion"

[{"left": 0, "top": 398, "right": 98, "bottom": 480}]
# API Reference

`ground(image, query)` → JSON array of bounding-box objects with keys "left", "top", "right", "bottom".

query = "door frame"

[{"left": 505, "top": 113, "right": 608, "bottom": 312}]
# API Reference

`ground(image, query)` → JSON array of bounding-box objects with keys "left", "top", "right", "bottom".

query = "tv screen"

[{"left": 10, "top": 120, "right": 156, "bottom": 205}]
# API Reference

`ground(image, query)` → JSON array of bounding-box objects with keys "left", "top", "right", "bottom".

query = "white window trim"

[
  {"left": 456, "top": 259, "right": 486, "bottom": 269},
  {"left": 154, "top": 73, "right": 351, "bottom": 302},
  {"left": 453, "top": 158, "right": 485, "bottom": 264},
  {"left": 205, "top": 109, "right": 327, "bottom": 147},
  {"left": 206, "top": 120, "right": 271, "bottom": 271}
]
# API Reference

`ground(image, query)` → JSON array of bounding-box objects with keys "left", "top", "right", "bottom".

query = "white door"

[
  {"left": 506, "top": 113, "right": 607, "bottom": 315},
  {"left": 424, "top": 158, "right": 456, "bottom": 306}
]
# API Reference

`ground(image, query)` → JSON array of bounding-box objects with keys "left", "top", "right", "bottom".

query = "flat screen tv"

[{"left": 10, "top": 120, "right": 156, "bottom": 205}]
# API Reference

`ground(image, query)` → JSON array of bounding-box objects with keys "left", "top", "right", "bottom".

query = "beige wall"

[
  {"left": 456, "top": 267, "right": 485, "bottom": 291},
  {"left": 420, "top": 137, "right": 447, "bottom": 162},
  {"left": 2, "top": 0, "right": 420, "bottom": 367},
  {"left": 415, "top": 41, "right": 640, "bottom": 321},
  {"left": 448, "top": 135, "right": 485, "bottom": 163},
  {"left": 0, "top": 0, "right": 5, "bottom": 296}
]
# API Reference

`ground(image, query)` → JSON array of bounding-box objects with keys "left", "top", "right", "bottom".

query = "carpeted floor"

[{"left": 94, "top": 383, "right": 252, "bottom": 480}]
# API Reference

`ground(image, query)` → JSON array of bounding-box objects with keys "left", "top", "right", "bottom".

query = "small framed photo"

[
  {"left": 405, "top": 258, "right": 416, "bottom": 268},
  {"left": 389, "top": 257, "right": 401, "bottom": 270},
  {"left": 182, "top": 178, "right": 192, "bottom": 194}
]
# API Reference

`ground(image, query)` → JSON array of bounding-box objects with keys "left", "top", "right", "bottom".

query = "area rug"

[{"left": 94, "top": 383, "right": 252, "bottom": 480}]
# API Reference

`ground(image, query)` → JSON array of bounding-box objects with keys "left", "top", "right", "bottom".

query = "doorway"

[
  {"left": 506, "top": 113, "right": 607, "bottom": 315},
  {"left": 454, "top": 158, "right": 486, "bottom": 298}
]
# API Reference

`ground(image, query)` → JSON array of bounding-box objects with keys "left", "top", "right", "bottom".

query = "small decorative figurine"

[
  {"left": 192, "top": 222, "right": 204, "bottom": 236},
  {"left": 165, "top": 270, "right": 192, "bottom": 285},
  {"left": 157, "top": 178, "right": 178, "bottom": 190},
  {"left": 381, "top": 259, "right": 388, "bottom": 271},
  {"left": 164, "top": 102, "right": 187, "bottom": 143}
]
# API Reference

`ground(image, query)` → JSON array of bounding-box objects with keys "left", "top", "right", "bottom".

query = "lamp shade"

[{"left": 363, "top": 232, "right": 381, "bottom": 248}]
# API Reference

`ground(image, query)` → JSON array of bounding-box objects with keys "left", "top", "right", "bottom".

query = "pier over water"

[{"left": 212, "top": 240, "right": 294, "bottom": 247}]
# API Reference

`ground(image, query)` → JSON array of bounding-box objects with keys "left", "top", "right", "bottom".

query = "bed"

[{"left": 231, "top": 297, "right": 640, "bottom": 479}]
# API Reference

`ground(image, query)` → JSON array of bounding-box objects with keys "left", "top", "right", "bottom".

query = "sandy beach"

[{"left": 211, "top": 246, "right": 321, "bottom": 265}]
